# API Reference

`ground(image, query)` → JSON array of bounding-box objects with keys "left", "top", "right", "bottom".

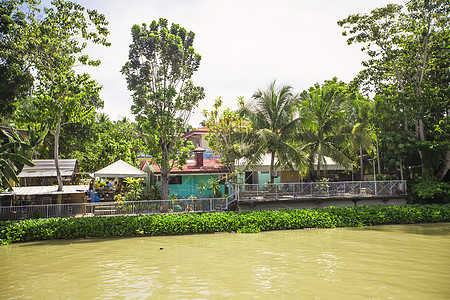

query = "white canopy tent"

[{"left": 94, "top": 160, "right": 147, "bottom": 178}]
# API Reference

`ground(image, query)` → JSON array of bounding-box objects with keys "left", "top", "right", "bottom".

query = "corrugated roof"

[
  {"left": 143, "top": 158, "right": 229, "bottom": 175},
  {"left": 11, "top": 185, "right": 88, "bottom": 196},
  {"left": 18, "top": 159, "right": 78, "bottom": 178}
]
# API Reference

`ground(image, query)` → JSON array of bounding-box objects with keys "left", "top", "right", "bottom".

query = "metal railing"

[
  {"left": 0, "top": 195, "right": 235, "bottom": 221},
  {"left": 235, "top": 180, "right": 407, "bottom": 201},
  {"left": 0, "top": 181, "right": 407, "bottom": 220}
]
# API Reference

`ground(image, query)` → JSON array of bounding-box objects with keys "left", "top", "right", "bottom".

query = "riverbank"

[{"left": 1, "top": 204, "right": 449, "bottom": 245}]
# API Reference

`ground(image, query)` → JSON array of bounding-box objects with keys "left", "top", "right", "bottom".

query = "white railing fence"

[
  {"left": 0, "top": 195, "right": 235, "bottom": 221},
  {"left": 0, "top": 181, "right": 406, "bottom": 220},
  {"left": 235, "top": 180, "right": 407, "bottom": 201}
]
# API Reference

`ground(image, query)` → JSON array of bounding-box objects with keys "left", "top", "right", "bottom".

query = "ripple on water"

[{"left": 0, "top": 223, "right": 449, "bottom": 299}]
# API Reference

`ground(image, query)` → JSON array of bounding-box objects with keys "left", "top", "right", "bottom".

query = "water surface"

[{"left": 1, "top": 223, "right": 449, "bottom": 299}]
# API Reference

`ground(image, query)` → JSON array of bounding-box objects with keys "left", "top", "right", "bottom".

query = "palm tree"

[
  {"left": 298, "top": 80, "right": 352, "bottom": 179},
  {"left": 348, "top": 97, "right": 374, "bottom": 180},
  {"left": 240, "top": 81, "right": 307, "bottom": 183},
  {"left": 196, "top": 180, "right": 208, "bottom": 198}
]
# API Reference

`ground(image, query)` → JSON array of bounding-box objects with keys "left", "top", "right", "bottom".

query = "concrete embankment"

[{"left": 237, "top": 196, "right": 408, "bottom": 211}]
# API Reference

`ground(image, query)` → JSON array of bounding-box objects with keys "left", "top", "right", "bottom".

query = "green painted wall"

[{"left": 165, "top": 174, "right": 226, "bottom": 199}]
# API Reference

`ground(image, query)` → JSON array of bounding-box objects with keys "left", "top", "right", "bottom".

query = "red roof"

[{"left": 143, "top": 158, "right": 229, "bottom": 175}]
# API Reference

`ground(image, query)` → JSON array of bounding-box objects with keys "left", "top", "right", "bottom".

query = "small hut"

[
  {"left": 18, "top": 159, "right": 79, "bottom": 186},
  {"left": 10, "top": 185, "right": 89, "bottom": 206}
]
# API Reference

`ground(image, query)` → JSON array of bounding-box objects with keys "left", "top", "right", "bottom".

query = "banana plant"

[{"left": 0, "top": 128, "right": 34, "bottom": 190}]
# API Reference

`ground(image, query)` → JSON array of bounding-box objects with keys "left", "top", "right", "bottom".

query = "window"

[{"left": 169, "top": 175, "right": 182, "bottom": 185}]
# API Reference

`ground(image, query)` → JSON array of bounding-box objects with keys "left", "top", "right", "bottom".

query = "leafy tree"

[
  {"left": 5, "top": 0, "right": 110, "bottom": 191},
  {"left": 240, "top": 81, "right": 307, "bottom": 183},
  {"left": 203, "top": 97, "right": 252, "bottom": 183},
  {"left": 298, "top": 78, "right": 352, "bottom": 179},
  {"left": 338, "top": 0, "right": 450, "bottom": 178},
  {"left": 122, "top": 18, "right": 205, "bottom": 201},
  {"left": 0, "top": 1, "right": 34, "bottom": 121},
  {"left": 28, "top": 112, "right": 146, "bottom": 173}
]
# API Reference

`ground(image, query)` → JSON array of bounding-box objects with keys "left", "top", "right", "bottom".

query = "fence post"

[
  {"left": 133, "top": 202, "right": 135, "bottom": 215},
  {"left": 210, "top": 198, "right": 213, "bottom": 211},
  {"left": 237, "top": 185, "right": 240, "bottom": 201}
]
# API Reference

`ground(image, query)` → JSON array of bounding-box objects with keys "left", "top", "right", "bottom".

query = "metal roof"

[
  {"left": 18, "top": 159, "right": 78, "bottom": 178},
  {"left": 10, "top": 185, "right": 89, "bottom": 196}
]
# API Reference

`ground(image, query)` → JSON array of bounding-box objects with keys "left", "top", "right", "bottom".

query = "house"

[
  {"left": 237, "top": 153, "right": 352, "bottom": 184},
  {"left": 181, "top": 126, "right": 220, "bottom": 159},
  {"left": 18, "top": 159, "right": 80, "bottom": 186},
  {"left": 141, "top": 147, "right": 230, "bottom": 198},
  {"left": 8, "top": 184, "right": 89, "bottom": 206},
  {"left": 237, "top": 154, "right": 282, "bottom": 185}
]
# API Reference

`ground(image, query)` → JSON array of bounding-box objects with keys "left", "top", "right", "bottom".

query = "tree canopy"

[{"left": 122, "top": 18, "right": 205, "bottom": 200}]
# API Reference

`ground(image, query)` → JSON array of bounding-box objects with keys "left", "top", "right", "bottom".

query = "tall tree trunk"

[
  {"left": 399, "top": 161, "right": 404, "bottom": 181},
  {"left": 435, "top": 149, "right": 450, "bottom": 181},
  {"left": 375, "top": 133, "right": 381, "bottom": 175},
  {"left": 160, "top": 144, "right": 170, "bottom": 212},
  {"left": 415, "top": 119, "right": 426, "bottom": 174},
  {"left": 54, "top": 110, "right": 63, "bottom": 191},
  {"left": 270, "top": 151, "right": 275, "bottom": 184},
  {"left": 316, "top": 156, "right": 321, "bottom": 179},
  {"left": 360, "top": 145, "right": 364, "bottom": 181}
]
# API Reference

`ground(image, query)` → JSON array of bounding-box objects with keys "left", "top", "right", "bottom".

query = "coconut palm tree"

[
  {"left": 298, "top": 80, "right": 352, "bottom": 179},
  {"left": 347, "top": 96, "right": 374, "bottom": 180},
  {"left": 240, "top": 81, "right": 307, "bottom": 183}
]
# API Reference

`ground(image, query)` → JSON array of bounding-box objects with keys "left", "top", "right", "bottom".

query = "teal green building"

[{"left": 141, "top": 148, "right": 230, "bottom": 199}]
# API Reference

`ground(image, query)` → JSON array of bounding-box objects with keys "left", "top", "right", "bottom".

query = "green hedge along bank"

[{"left": 1, "top": 204, "right": 449, "bottom": 245}]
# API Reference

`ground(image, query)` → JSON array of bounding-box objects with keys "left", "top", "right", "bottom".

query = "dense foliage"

[
  {"left": 0, "top": 128, "right": 33, "bottom": 190},
  {"left": 30, "top": 113, "right": 146, "bottom": 172},
  {"left": 338, "top": 0, "right": 449, "bottom": 180},
  {"left": 240, "top": 81, "right": 308, "bottom": 183},
  {"left": 410, "top": 177, "right": 450, "bottom": 204},
  {"left": 1, "top": 0, "right": 110, "bottom": 190},
  {"left": 122, "top": 18, "right": 205, "bottom": 201},
  {"left": 1, "top": 204, "right": 449, "bottom": 245}
]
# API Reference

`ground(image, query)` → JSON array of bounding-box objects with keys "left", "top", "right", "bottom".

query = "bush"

[
  {"left": 410, "top": 177, "right": 450, "bottom": 204},
  {"left": 1, "top": 204, "right": 449, "bottom": 245}
]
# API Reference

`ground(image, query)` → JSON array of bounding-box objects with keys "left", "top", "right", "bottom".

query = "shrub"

[
  {"left": 410, "top": 177, "right": 450, "bottom": 204},
  {"left": 1, "top": 204, "right": 449, "bottom": 245}
]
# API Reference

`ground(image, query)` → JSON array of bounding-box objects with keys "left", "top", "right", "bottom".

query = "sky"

[{"left": 72, "top": 0, "right": 405, "bottom": 127}]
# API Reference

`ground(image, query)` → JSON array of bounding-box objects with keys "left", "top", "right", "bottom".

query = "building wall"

[
  {"left": 186, "top": 133, "right": 210, "bottom": 151},
  {"left": 237, "top": 171, "right": 280, "bottom": 185},
  {"left": 280, "top": 171, "right": 301, "bottom": 183},
  {"left": 162, "top": 174, "right": 226, "bottom": 199}
]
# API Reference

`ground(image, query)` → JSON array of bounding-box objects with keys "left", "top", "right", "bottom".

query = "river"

[{"left": 1, "top": 223, "right": 449, "bottom": 299}]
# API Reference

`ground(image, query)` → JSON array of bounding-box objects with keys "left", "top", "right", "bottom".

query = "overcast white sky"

[{"left": 73, "top": 0, "right": 405, "bottom": 127}]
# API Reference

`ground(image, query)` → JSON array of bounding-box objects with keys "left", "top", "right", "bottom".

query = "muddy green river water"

[{"left": 1, "top": 223, "right": 449, "bottom": 299}]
